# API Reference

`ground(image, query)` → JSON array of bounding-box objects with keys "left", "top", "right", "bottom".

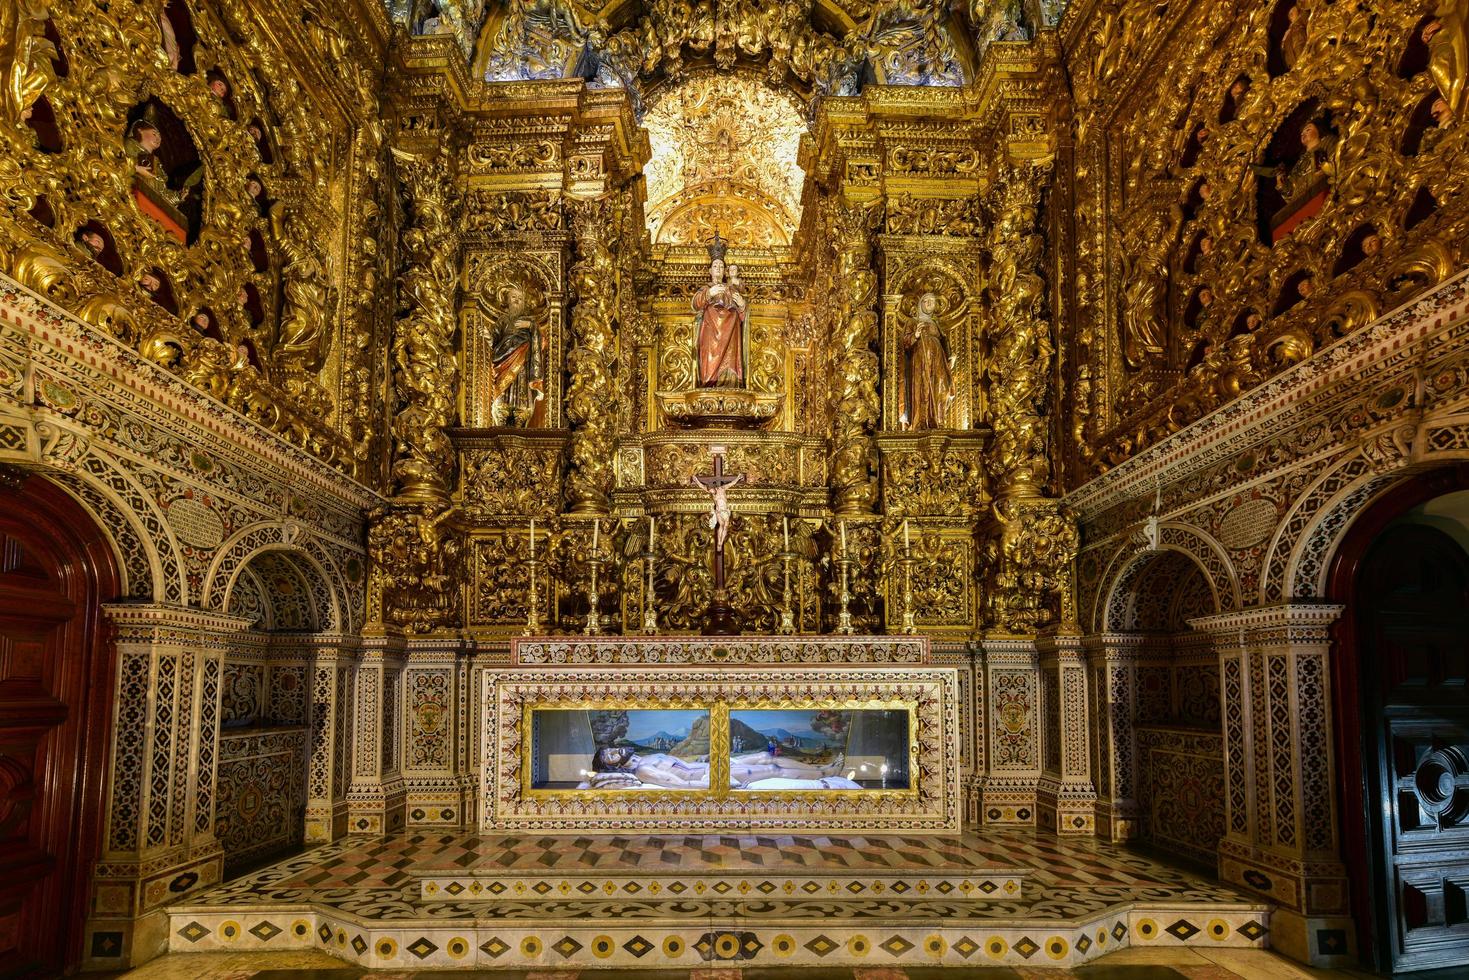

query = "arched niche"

[
  {"left": 138, "top": 267, "right": 178, "bottom": 313},
  {"left": 159, "top": 0, "right": 200, "bottom": 74},
  {"left": 1271, "top": 269, "right": 1315, "bottom": 317},
  {"left": 74, "top": 220, "right": 123, "bottom": 276},
  {"left": 1266, "top": 0, "right": 1309, "bottom": 78},
  {"left": 188, "top": 307, "right": 223, "bottom": 343},
  {"left": 23, "top": 95, "right": 62, "bottom": 153},
  {"left": 1404, "top": 185, "right": 1438, "bottom": 230},
  {"left": 124, "top": 99, "right": 205, "bottom": 245},
  {"left": 28, "top": 194, "right": 55, "bottom": 228},
  {"left": 1219, "top": 74, "right": 1251, "bottom": 123},
  {"left": 206, "top": 69, "right": 236, "bottom": 119},
  {"left": 247, "top": 228, "right": 269, "bottom": 271},
  {"left": 1256, "top": 99, "right": 1332, "bottom": 245},
  {"left": 1179, "top": 122, "right": 1209, "bottom": 169},
  {"left": 1400, "top": 91, "right": 1451, "bottom": 156},
  {"left": 1396, "top": 14, "right": 1439, "bottom": 79},
  {"left": 1333, "top": 224, "right": 1383, "bottom": 276},
  {"left": 245, "top": 117, "right": 274, "bottom": 164}
]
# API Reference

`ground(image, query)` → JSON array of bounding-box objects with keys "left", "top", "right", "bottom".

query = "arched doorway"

[
  {"left": 0, "top": 472, "right": 120, "bottom": 975},
  {"left": 1328, "top": 468, "right": 1469, "bottom": 972}
]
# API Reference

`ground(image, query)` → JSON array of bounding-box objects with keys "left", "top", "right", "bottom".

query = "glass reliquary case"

[{"left": 526, "top": 703, "right": 915, "bottom": 797}]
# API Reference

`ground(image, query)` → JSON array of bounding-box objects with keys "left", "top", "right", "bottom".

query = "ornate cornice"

[{"left": 1065, "top": 269, "right": 1469, "bottom": 522}]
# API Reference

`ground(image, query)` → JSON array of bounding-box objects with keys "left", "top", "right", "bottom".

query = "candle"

[
  {"left": 840, "top": 520, "right": 848, "bottom": 554},
  {"left": 592, "top": 519, "right": 599, "bottom": 553},
  {"left": 529, "top": 518, "right": 536, "bottom": 559},
  {"left": 903, "top": 518, "right": 910, "bottom": 551},
  {"left": 782, "top": 515, "right": 790, "bottom": 551},
  {"left": 648, "top": 515, "right": 656, "bottom": 552}
]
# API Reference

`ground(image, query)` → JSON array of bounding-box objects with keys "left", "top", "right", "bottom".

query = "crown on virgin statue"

[{"left": 706, "top": 231, "right": 728, "bottom": 263}]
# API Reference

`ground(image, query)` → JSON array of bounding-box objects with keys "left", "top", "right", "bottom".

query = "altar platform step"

[
  {"left": 416, "top": 869, "right": 1027, "bottom": 902},
  {"left": 165, "top": 831, "right": 1272, "bottom": 971}
]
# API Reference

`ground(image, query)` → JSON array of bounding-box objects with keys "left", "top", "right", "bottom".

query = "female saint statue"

[
  {"left": 904, "top": 291, "right": 954, "bottom": 430},
  {"left": 693, "top": 238, "right": 747, "bottom": 387}
]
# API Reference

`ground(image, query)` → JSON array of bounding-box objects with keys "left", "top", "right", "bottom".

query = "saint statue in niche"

[
  {"left": 903, "top": 291, "right": 955, "bottom": 430},
  {"left": 125, "top": 109, "right": 202, "bottom": 244},
  {"left": 693, "top": 233, "right": 747, "bottom": 387},
  {"left": 481, "top": 281, "right": 545, "bottom": 426},
  {"left": 1425, "top": 1, "right": 1469, "bottom": 121}
]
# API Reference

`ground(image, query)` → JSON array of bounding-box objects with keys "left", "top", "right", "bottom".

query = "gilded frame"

[{"left": 482, "top": 665, "right": 960, "bottom": 833}]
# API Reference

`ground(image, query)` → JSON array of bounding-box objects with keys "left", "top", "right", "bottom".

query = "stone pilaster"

[
  {"left": 402, "top": 635, "right": 476, "bottom": 829},
  {"left": 1190, "top": 603, "right": 1354, "bottom": 968},
  {"left": 85, "top": 604, "right": 248, "bottom": 969},
  {"left": 980, "top": 635, "right": 1040, "bottom": 826},
  {"left": 304, "top": 634, "right": 359, "bottom": 843},
  {"left": 1036, "top": 632, "right": 1097, "bottom": 835},
  {"left": 1085, "top": 632, "right": 1149, "bottom": 842},
  {"left": 346, "top": 630, "right": 407, "bottom": 835}
]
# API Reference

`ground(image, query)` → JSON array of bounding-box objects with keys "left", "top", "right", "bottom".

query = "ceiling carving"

[
  {"left": 642, "top": 72, "right": 805, "bottom": 247},
  {"left": 474, "top": 0, "right": 976, "bottom": 98}
]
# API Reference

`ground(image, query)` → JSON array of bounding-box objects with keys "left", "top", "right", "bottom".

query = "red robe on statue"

[{"left": 694, "top": 284, "right": 745, "bottom": 386}]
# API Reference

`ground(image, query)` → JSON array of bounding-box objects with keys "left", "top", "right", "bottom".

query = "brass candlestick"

[
  {"left": 523, "top": 554, "right": 543, "bottom": 636},
  {"left": 778, "top": 550, "right": 797, "bottom": 634},
  {"left": 835, "top": 555, "right": 855, "bottom": 635},
  {"left": 641, "top": 547, "right": 658, "bottom": 635},
  {"left": 584, "top": 554, "right": 604, "bottom": 636}
]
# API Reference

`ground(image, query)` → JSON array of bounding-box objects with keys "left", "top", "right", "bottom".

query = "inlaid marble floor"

[
  {"left": 166, "top": 830, "right": 1273, "bottom": 971},
  {"left": 120, "top": 946, "right": 1361, "bottom": 978}
]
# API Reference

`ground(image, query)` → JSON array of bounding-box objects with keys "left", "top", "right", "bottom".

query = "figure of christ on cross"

[{"left": 690, "top": 446, "right": 746, "bottom": 635}]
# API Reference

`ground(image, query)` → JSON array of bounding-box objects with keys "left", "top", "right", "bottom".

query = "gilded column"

[
  {"left": 830, "top": 199, "right": 882, "bottom": 515},
  {"left": 1190, "top": 605, "right": 1353, "bottom": 968},
  {"left": 565, "top": 197, "right": 616, "bottom": 515},
  {"left": 388, "top": 145, "right": 461, "bottom": 505},
  {"left": 981, "top": 162, "right": 1078, "bottom": 635}
]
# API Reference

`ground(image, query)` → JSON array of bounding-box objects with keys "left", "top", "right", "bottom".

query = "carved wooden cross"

[{"left": 691, "top": 446, "right": 745, "bottom": 635}]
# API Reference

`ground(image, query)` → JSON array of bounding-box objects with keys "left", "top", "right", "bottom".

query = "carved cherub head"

[
  {"left": 1361, "top": 231, "right": 1382, "bottom": 257},
  {"left": 141, "top": 271, "right": 162, "bottom": 293},
  {"left": 209, "top": 77, "right": 229, "bottom": 99},
  {"left": 79, "top": 229, "right": 106, "bottom": 255},
  {"left": 1297, "top": 276, "right": 1315, "bottom": 299}
]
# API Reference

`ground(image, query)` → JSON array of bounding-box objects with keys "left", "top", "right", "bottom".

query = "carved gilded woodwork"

[
  {"left": 1064, "top": 0, "right": 1469, "bottom": 479},
  {"left": 0, "top": 0, "right": 388, "bottom": 478}
]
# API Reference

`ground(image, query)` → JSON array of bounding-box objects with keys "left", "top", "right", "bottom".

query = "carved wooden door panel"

[
  {"left": 1362, "top": 524, "right": 1469, "bottom": 973},
  {"left": 0, "top": 476, "right": 117, "bottom": 977}
]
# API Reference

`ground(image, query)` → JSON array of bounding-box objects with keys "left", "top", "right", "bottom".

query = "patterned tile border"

[
  {"left": 166, "top": 903, "right": 1269, "bottom": 969},
  {"left": 415, "top": 871, "right": 1028, "bottom": 902}
]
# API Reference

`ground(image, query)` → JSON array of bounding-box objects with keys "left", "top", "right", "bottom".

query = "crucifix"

[{"left": 690, "top": 445, "right": 745, "bottom": 635}]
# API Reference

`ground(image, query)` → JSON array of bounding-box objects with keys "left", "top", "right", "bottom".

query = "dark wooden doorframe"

[
  {"left": 0, "top": 473, "right": 120, "bottom": 976},
  {"left": 1324, "top": 464, "right": 1469, "bottom": 969}
]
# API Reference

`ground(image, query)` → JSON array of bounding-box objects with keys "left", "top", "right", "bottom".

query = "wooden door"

[
  {"left": 0, "top": 477, "right": 118, "bottom": 976},
  {"left": 1360, "top": 523, "right": 1469, "bottom": 973}
]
